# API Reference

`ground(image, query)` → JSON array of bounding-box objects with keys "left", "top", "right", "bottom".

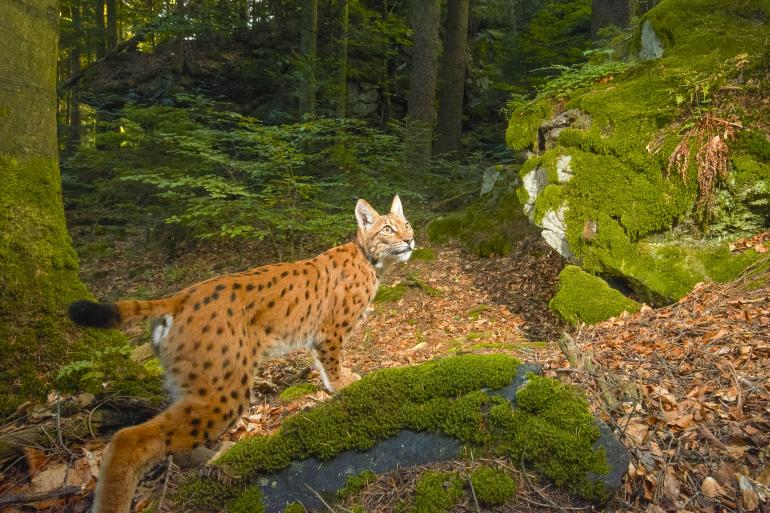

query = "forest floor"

[{"left": 1, "top": 231, "right": 769, "bottom": 513}]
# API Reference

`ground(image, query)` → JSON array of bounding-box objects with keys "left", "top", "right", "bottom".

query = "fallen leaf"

[
  {"left": 702, "top": 476, "right": 726, "bottom": 498},
  {"left": 30, "top": 462, "right": 67, "bottom": 493}
]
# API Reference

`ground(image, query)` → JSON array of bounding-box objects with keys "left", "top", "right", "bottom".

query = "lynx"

[{"left": 68, "top": 196, "right": 414, "bottom": 513}]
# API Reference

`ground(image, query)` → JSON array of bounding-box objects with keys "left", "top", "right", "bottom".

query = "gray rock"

[
  {"left": 556, "top": 155, "right": 573, "bottom": 183},
  {"left": 639, "top": 20, "right": 664, "bottom": 61},
  {"left": 522, "top": 166, "right": 548, "bottom": 219},
  {"left": 481, "top": 166, "right": 500, "bottom": 196},
  {"left": 538, "top": 109, "right": 591, "bottom": 151},
  {"left": 248, "top": 363, "right": 628, "bottom": 512},
  {"left": 540, "top": 206, "right": 574, "bottom": 259}
]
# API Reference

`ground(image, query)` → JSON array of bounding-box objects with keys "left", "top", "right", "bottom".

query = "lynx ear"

[
  {"left": 355, "top": 199, "right": 379, "bottom": 231},
  {"left": 390, "top": 194, "right": 404, "bottom": 218}
]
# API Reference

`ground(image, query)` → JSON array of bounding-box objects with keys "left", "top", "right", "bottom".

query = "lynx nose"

[{"left": 405, "top": 238, "right": 415, "bottom": 249}]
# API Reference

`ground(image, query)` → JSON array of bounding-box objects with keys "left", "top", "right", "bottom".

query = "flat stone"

[{"left": 522, "top": 166, "right": 548, "bottom": 218}]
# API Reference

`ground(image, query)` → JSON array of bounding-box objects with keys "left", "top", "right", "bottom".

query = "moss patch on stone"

[
  {"left": 182, "top": 356, "right": 611, "bottom": 509},
  {"left": 427, "top": 182, "right": 532, "bottom": 257},
  {"left": 279, "top": 383, "right": 318, "bottom": 402},
  {"left": 282, "top": 502, "right": 305, "bottom": 513},
  {"left": 550, "top": 265, "right": 641, "bottom": 325},
  {"left": 408, "top": 471, "right": 463, "bottom": 513},
  {"left": 469, "top": 466, "right": 517, "bottom": 506}
]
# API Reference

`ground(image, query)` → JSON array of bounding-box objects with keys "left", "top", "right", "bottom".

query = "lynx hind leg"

[
  {"left": 93, "top": 392, "right": 249, "bottom": 513},
  {"left": 312, "top": 335, "right": 360, "bottom": 392}
]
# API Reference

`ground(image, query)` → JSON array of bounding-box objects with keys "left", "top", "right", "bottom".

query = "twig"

[
  {"left": 305, "top": 484, "right": 337, "bottom": 513},
  {"left": 157, "top": 455, "right": 175, "bottom": 513},
  {"left": 0, "top": 485, "right": 81, "bottom": 506},
  {"left": 467, "top": 476, "right": 481, "bottom": 513}
]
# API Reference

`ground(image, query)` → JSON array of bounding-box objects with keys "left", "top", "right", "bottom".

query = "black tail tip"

[{"left": 68, "top": 300, "right": 120, "bottom": 329}]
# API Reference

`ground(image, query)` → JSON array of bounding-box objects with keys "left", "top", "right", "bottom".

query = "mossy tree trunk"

[
  {"left": 405, "top": 0, "right": 441, "bottom": 171},
  {"left": 106, "top": 0, "right": 118, "bottom": 50},
  {"left": 336, "top": 0, "right": 349, "bottom": 118},
  {"left": 0, "top": 0, "right": 117, "bottom": 416},
  {"left": 434, "top": 0, "right": 470, "bottom": 159},
  {"left": 94, "top": 0, "right": 106, "bottom": 58}
]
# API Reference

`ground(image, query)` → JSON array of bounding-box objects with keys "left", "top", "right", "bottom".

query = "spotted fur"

[{"left": 68, "top": 196, "right": 414, "bottom": 513}]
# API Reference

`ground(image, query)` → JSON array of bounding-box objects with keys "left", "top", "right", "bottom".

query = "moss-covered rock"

[
  {"left": 550, "top": 265, "right": 640, "bottom": 324},
  {"left": 427, "top": 170, "right": 533, "bottom": 257},
  {"left": 179, "top": 356, "right": 617, "bottom": 510},
  {"left": 469, "top": 466, "right": 517, "bottom": 506},
  {"left": 506, "top": 0, "right": 770, "bottom": 304},
  {"left": 337, "top": 470, "right": 378, "bottom": 499}
]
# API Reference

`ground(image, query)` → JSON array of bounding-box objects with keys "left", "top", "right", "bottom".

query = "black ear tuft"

[{"left": 68, "top": 300, "right": 120, "bottom": 329}]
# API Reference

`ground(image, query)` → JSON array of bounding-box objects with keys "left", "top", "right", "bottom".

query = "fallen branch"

[{"left": 0, "top": 485, "right": 81, "bottom": 506}]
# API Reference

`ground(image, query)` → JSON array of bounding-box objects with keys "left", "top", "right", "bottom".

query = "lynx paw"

[{"left": 333, "top": 368, "right": 361, "bottom": 390}]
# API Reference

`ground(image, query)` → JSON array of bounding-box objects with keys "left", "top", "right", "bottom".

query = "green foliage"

[
  {"left": 408, "top": 472, "right": 463, "bottom": 513},
  {"left": 279, "top": 383, "right": 318, "bottom": 402},
  {"left": 550, "top": 266, "right": 640, "bottom": 325},
  {"left": 410, "top": 248, "right": 436, "bottom": 261},
  {"left": 337, "top": 470, "right": 378, "bottom": 499},
  {"left": 469, "top": 466, "right": 517, "bottom": 506}
]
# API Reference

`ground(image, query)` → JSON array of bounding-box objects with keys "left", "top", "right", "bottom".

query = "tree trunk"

[
  {"left": 106, "top": 0, "right": 118, "bottom": 50},
  {"left": 299, "top": 0, "right": 318, "bottom": 117},
  {"left": 336, "top": 0, "right": 349, "bottom": 118},
  {"left": 590, "top": 0, "right": 630, "bottom": 39},
  {"left": 67, "top": 0, "right": 82, "bottom": 155},
  {"left": 0, "top": 0, "right": 118, "bottom": 416},
  {"left": 434, "top": 0, "right": 470, "bottom": 158},
  {"left": 405, "top": 0, "right": 441, "bottom": 171},
  {"left": 94, "top": 0, "right": 106, "bottom": 58}
]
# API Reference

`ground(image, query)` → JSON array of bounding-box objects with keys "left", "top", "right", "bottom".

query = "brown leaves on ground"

[{"left": 563, "top": 258, "right": 770, "bottom": 513}]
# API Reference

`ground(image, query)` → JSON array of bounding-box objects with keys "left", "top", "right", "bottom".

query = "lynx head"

[{"left": 355, "top": 195, "right": 415, "bottom": 269}]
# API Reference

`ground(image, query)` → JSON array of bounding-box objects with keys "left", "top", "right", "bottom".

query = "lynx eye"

[
  {"left": 405, "top": 222, "right": 411, "bottom": 230},
  {"left": 382, "top": 225, "right": 393, "bottom": 234}
]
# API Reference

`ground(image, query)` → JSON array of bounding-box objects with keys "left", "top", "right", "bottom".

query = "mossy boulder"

[
  {"left": 507, "top": 0, "right": 770, "bottom": 305},
  {"left": 176, "top": 356, "right": 627, "bottom": 512},
  {"left": 427, "top": 166, "right": 533, "bottom": 257},
  {"left": 550, "top": 265, "right": 640, "bottom": 325}
]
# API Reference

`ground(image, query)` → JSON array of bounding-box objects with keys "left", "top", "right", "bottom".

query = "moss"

[
  {"left": 466, "top": 304, "right": 488, "bottom": 320},
  {"left": 427, "top": 185, "right": 532, "bottom": 257},
  {"left": 228, "top": 486, "right": 266, "bottom": 513},
  {"left": 410, "top": 248, "right": 436, "bottom": 261},
  {"left": 279, "top": 383, "right": 318, "bottom": 402},
  {"left": 374, "top": 283, "right": 406, "bottom": 303},
  {"left": 550, "top": 265, "right": 640, "bottom": 325},
  {"left": 337, "top": 470, "right": 377, "bottom": 499},
  {"left": 490, "top": 375, "right": 610, "bottom": 502},
  {"left": 469, "top": 466, "right": 517, "bottom": 506},
  {"left": 283, "top": 502, "right": 306, "bottom": 513},
  {"left": 408, "top": 472, "right": 463, "bottom": 513},
  {"left": 175, "top": 477, "right": 238, "bottom": 511},
  {"left": 506, "top": 98, "right": 554, "bottom": 152},
  {"left": 199, "top": 356, "right": 610, "bottom": 506}
]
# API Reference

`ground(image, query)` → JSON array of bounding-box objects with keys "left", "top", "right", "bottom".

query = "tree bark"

[
  {"left": 0, "top": 0, "right": 118, "bottom": 416},
  {"left": 434, "top": 0, "right": 470, "bottom": 158},
  {"left": 336, "top": 0, "right": 349, "bottom": 118},
  {"left": 590, "top": 0, "right": 630, "bottom": 39},
  {"left": 405, "top": 0, "right": 441, "bottom": 171},
  {"left": 299, "top": 0, "right": 318, "bottom": 117},
  {"left": 106, "top": 0, "right": 118, "bottom": 50},
  {"left": 94, "top": 0, "right": 106, "bottom": 57},
  {"left": 67, "top": 0, "right": 82, "bottom": 155}
]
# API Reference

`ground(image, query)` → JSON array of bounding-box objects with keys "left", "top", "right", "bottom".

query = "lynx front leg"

[{"left": 312, "top": 335, "right": 360, "bottom": 392}]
